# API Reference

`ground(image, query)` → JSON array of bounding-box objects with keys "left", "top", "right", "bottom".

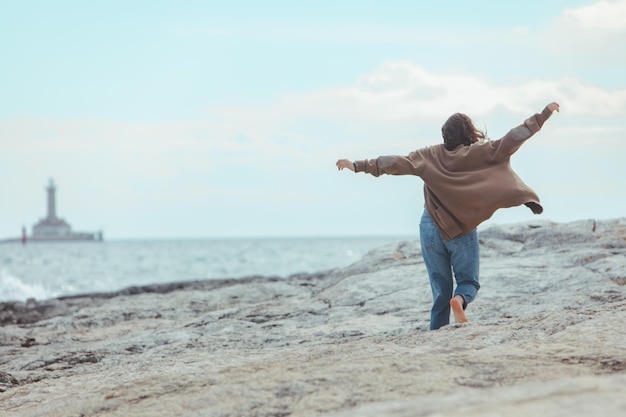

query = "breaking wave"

[{"left": 0, "top": 270, "right": 57, "bottom": 302}]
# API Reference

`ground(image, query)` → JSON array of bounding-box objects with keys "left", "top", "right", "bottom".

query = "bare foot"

[{"left": 450, "top": 296, "right": 469, "bottom": 324}]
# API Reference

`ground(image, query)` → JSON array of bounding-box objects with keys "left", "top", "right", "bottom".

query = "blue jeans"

[{"left": 419, "top": 210, "right": 480, "bottom": 330}]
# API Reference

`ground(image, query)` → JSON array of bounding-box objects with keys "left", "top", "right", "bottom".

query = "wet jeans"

[{"left": 419, "top": 210, "right": 480, "bottom": 330}]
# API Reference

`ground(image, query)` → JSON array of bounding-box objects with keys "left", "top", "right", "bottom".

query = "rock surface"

[{"left": 1, "top": 218, "right": 625, "bottom": 416}]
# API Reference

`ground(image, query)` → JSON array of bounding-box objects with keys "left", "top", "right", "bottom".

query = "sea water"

[{"left": 0, "top": 236, "right": 410, "bottom": 302}]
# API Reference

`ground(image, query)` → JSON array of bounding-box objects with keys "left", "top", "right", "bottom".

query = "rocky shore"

[{"left": 1, "top": 218, "right": 626, "bottom": 416}]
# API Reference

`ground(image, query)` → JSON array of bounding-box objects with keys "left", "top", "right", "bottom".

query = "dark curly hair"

[{"left": 441, "top": 113, "right": 486, "bottom": 151}]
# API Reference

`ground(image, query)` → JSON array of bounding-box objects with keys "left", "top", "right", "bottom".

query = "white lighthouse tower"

[
  {"left": 29, "top": 179, "right": 102, "bottom": 241},
  {"left": 32, "top": 179, "right": 72, "bottom": 238}
]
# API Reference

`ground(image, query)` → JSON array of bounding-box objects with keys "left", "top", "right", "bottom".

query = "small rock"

[{"left": 0, "top": 371, "right": 20, "bottom": 392}]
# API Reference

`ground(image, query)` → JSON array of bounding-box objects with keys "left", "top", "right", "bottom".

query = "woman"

[{"left": 336, "top": 102, "right": 560, "bottom": 330}]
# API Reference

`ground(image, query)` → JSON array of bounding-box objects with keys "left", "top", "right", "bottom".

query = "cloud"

[
  {"left": 542, "top": 0, "right": 626, "bottom": 70},
  {"left": 4, "top": 63, "right": 622, "bottom": 182},
  {"left": 562, "top": 0, "right": 626, "bottom": 34},
  {"left": 205, "top": 62, "right": 626, "bottom": 152}
]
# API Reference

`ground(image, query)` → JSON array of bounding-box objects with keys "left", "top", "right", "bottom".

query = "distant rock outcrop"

[{"left": 1, "top": 218, "right": 625, "bottom": 416}]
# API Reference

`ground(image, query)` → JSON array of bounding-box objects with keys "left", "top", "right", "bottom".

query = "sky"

[{"left": 1, "top": 0, "right": 625, "bottom": 239}]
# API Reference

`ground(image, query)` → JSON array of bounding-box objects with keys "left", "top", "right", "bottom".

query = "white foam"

[{"left": 0, "top": 270, "right": 55, "bottom": 302}]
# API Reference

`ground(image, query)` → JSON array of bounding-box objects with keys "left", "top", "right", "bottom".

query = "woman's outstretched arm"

[
  {"left": 509, "top": 101, "right": 560, "bottom": 142},
  {"left": 336, "top": 152, "right": 426, "bottom": 177},
  {"left": 490, "top": 102, "right": 560, "bottom": 160}
]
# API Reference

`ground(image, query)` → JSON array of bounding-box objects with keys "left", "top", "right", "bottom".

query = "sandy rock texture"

[{"left": 1, "top": 218, "right": 625, "bottom": 416}]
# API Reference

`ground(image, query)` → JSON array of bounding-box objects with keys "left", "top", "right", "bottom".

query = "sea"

[{"left": 0, "top": 236, "right": 411, "bottom": 302}]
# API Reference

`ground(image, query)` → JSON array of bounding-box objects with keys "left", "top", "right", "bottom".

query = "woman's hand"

[
  {"left": 547, "top": 102, "right": 560, "bottom": 113},
  {"left": 336, "top": 159, "right": 355, "bottom": 172}
]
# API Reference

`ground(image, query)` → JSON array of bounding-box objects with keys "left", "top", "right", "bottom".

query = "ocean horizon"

[{"left": 0, "top": 235, "right": 413, "bottom": 303}]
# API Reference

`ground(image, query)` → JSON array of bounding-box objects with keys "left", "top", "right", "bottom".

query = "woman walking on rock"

[{"left": 336, "top": 102, "right": 560, "bottom": 330}]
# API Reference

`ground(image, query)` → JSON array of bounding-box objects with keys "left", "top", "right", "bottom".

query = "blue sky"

[{"left": 1, "top": 0, "right": 625, "bottom": 239}]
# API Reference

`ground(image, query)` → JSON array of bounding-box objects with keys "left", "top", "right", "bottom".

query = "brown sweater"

[{"left": 354, "top": 106, "right": 554, "bottom": 240}]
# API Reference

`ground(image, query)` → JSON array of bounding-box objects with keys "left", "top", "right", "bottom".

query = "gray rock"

[
  {"left": 0, "top": 371, "right": 20, "bottom": 392},
  {"left": 1, "top": 218, "right": 625, "bottom": 417}
]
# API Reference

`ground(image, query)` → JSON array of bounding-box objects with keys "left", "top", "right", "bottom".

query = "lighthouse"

[
  {"left": 46, "top": 179, "right": 58, "bottom": 220},
  {"left": 29, "top": 179, "right": 102, "bottom": 241},
  {"left": 32, "top": 179, "right": 72, "bottom": 238}
]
